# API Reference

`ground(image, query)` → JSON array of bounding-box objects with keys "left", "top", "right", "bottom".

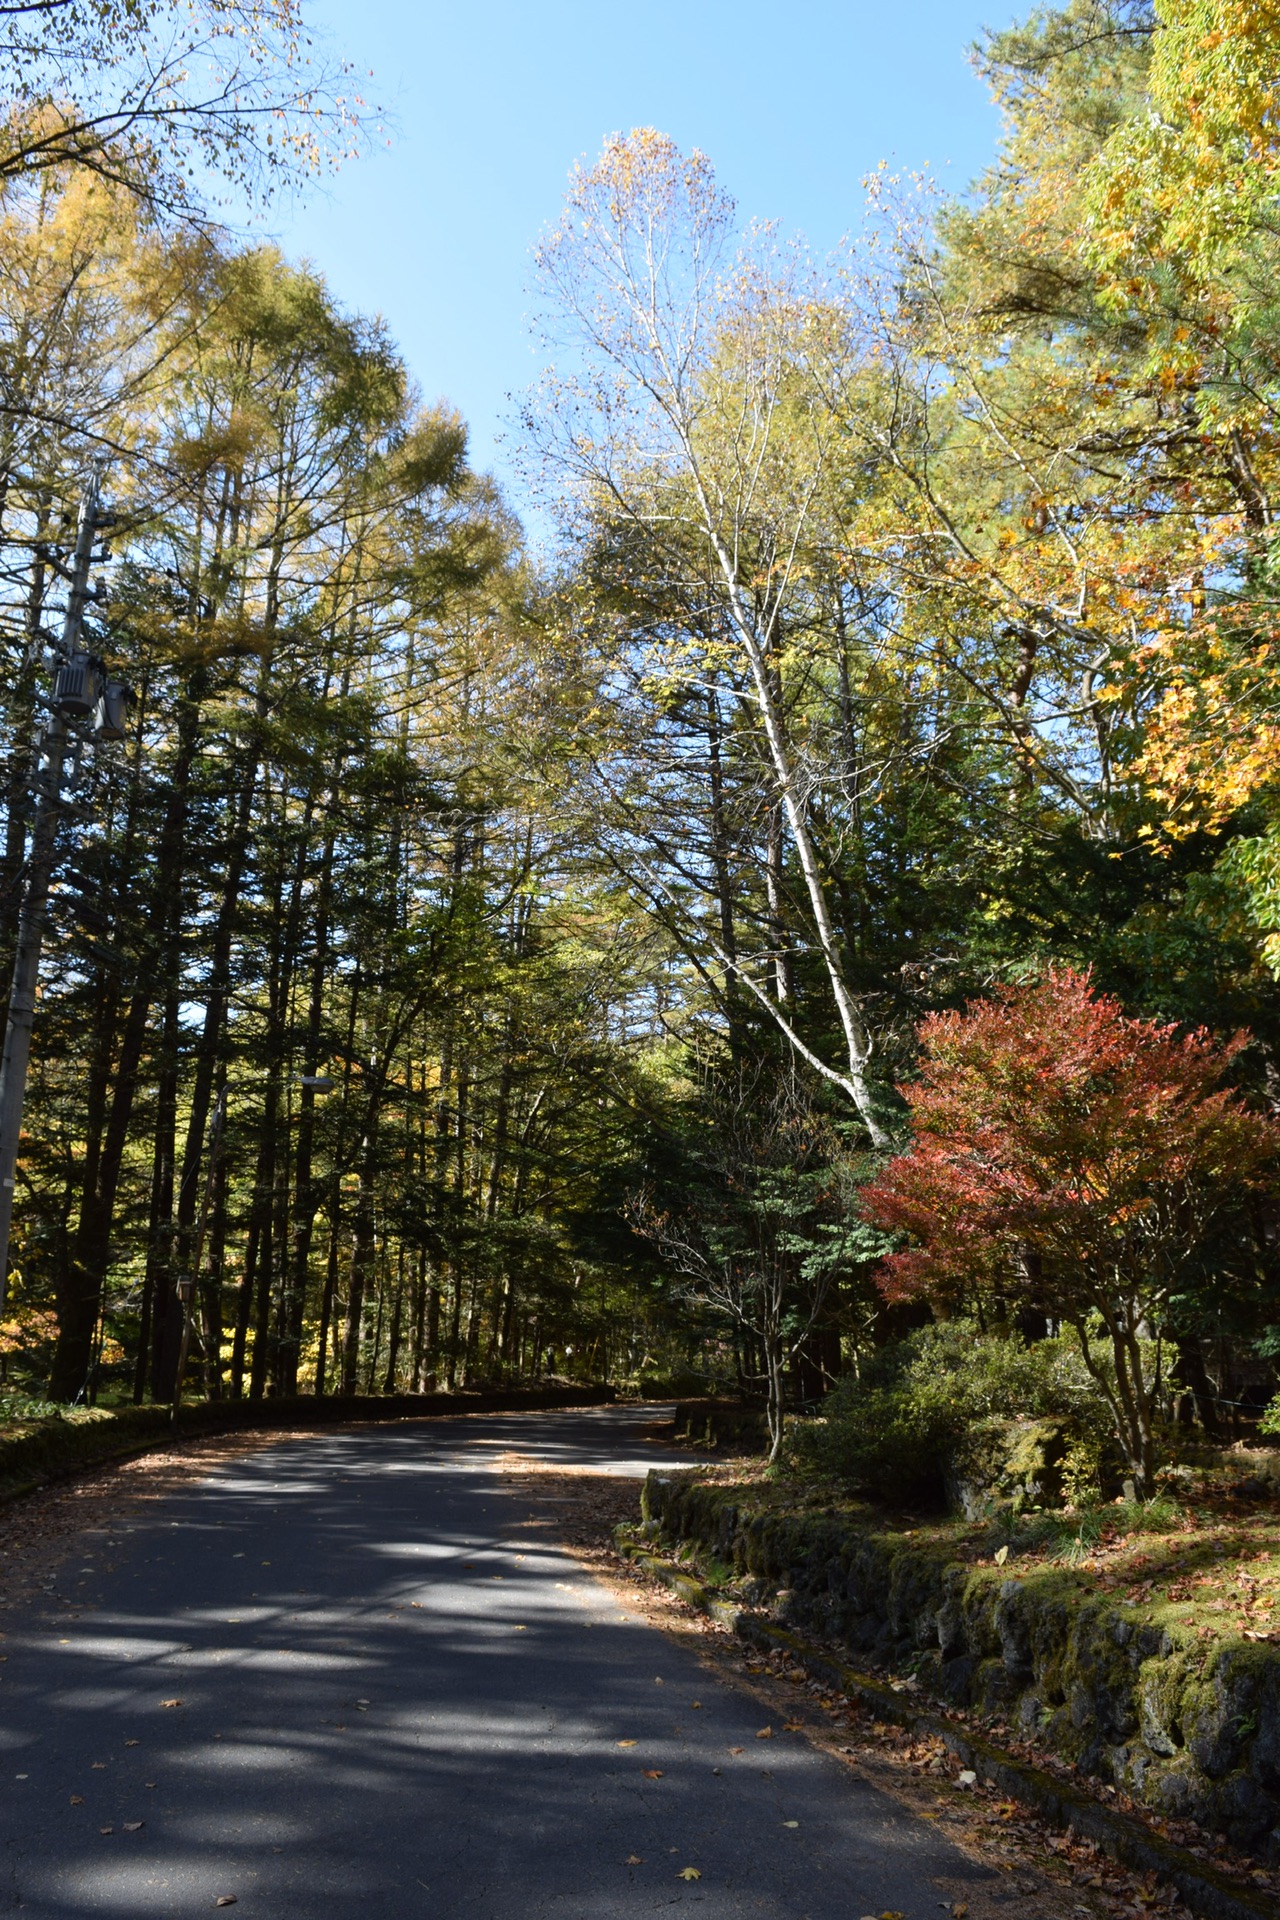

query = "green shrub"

[{"left": 787, "top": 1321, "right": 1112, "bottom": 1505}]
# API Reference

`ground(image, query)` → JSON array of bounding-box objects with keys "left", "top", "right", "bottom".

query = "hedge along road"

[{"left": 0, "top": 1405, "right": 1001, "bottom": 1918}]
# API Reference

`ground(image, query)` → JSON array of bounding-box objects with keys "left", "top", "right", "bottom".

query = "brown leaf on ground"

[
  {"left": 643, "top": 1768, "right": 664, "bottom": 1778},
  {"left": 755, "top": 1726, "right": 773, "bottom": 1739}
]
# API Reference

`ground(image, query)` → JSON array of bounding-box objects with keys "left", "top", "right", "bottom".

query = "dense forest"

[{"left": 3, "top": 1, "right": 1280, "bottom": 1490}]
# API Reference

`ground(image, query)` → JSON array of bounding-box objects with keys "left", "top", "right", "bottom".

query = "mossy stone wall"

[{"left": 643, "top": 1470, "right": 1280, "bottom": 1860}]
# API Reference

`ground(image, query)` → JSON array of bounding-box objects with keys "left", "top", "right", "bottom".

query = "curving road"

[{"left": 0, "top": 1405, "right": 1001, "bottom": 1918}]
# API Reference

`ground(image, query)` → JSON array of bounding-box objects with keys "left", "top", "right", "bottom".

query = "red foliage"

[{"left": 861, "top": 968, "right": 1279, "bottom": 1313}]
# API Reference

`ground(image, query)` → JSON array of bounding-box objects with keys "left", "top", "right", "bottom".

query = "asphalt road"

[{"left": 0, "top": 1405, "right": 1002, "bottom": 1918}]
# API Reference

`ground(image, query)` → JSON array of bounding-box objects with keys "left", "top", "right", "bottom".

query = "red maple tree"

[{"left": 860, "top": 968, "right": 1280, "bottom": 1493}]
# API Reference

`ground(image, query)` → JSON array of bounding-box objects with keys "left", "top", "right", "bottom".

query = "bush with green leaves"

[{"left": 786, "top": 1321, "right": 1113, "bottom": 1505}]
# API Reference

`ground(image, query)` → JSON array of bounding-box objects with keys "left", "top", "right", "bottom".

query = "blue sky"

[{"left": 274, "top": 1, "right": 1022, "bottom": 502}]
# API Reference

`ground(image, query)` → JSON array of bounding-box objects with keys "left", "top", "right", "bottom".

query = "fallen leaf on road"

[
  {"left": 643, "top": 1769, "right": 664, "bottom": 1779},
  {"left": 755, "top": 1727, "right": 773, "bottom": 1739},
  {"left": 626, "top": 1854, "right": 643, "bottom": 1865},
  {"left": 99, "top": 1826, "right": 113, "bottom": 1835},
  {"left": 122, "top": 1821, "right": 144, "bottom": 1832},
  {"left": 728, "top": 1746, "right": 744, "bottom": 1755},
  {"left": 617, "top": 1739, "right": 637, "bottom": 1747},
  {"left": 69, "top": 1795, "right": 84, "bottom": 1805},
  {"left": 214, "top": 1899, "right": 237, "bottom": 1908},
  {"left": 159, "top": 1699, "right": 183, "bottom": 1710},
  {"left": 513, "top": 1625, "right": 527, "bottom": 1632},
  {"left": 783, "top": 1721, "right": 804, "bottom": 1732},
  {"left": 677, "top": 1867, "right": 701, "bottom": 1880},
  {"left": 782, "top": 1820, "right": 799, "bottom": 1828},
  {"left": 124, "top": 1740, "right": 138, "bottom": 1747},
  {"left": 91, "top": 1762, "right": 105, "bottom": 1770},
  {"left": 691, "top": 1700, "right": 702, "bottom": 1708}
]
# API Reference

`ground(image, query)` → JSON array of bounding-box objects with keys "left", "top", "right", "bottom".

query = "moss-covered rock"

[
  {"left": 643, "top": 1468, "right": 1280, "bottom": 1860},
  {"left": 947, "top": 1415, "right": 1071, "bottom": 1518}
]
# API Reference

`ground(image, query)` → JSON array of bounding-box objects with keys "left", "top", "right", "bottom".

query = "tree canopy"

[{"left": 2, "top": 0, "right": 1280, "bottom": 1448}]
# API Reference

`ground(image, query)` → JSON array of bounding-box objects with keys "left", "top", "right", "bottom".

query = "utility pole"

[{"left": 0, "top": 464, "right": 113, "bottom": 1306}]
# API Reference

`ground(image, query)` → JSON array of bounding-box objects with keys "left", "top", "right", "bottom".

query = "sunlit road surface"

[{"left": 0, "top": 1405, "right": 998, "bottom": 1917}]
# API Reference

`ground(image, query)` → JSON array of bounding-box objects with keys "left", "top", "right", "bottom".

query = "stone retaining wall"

[{"left": 643, "top": 1469, "right": 1280, "bottom": 1860}]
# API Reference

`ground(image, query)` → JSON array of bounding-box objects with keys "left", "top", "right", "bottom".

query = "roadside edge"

[{"left": 616, "top": 1539, "right": 1274, "bottom": 1920}]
